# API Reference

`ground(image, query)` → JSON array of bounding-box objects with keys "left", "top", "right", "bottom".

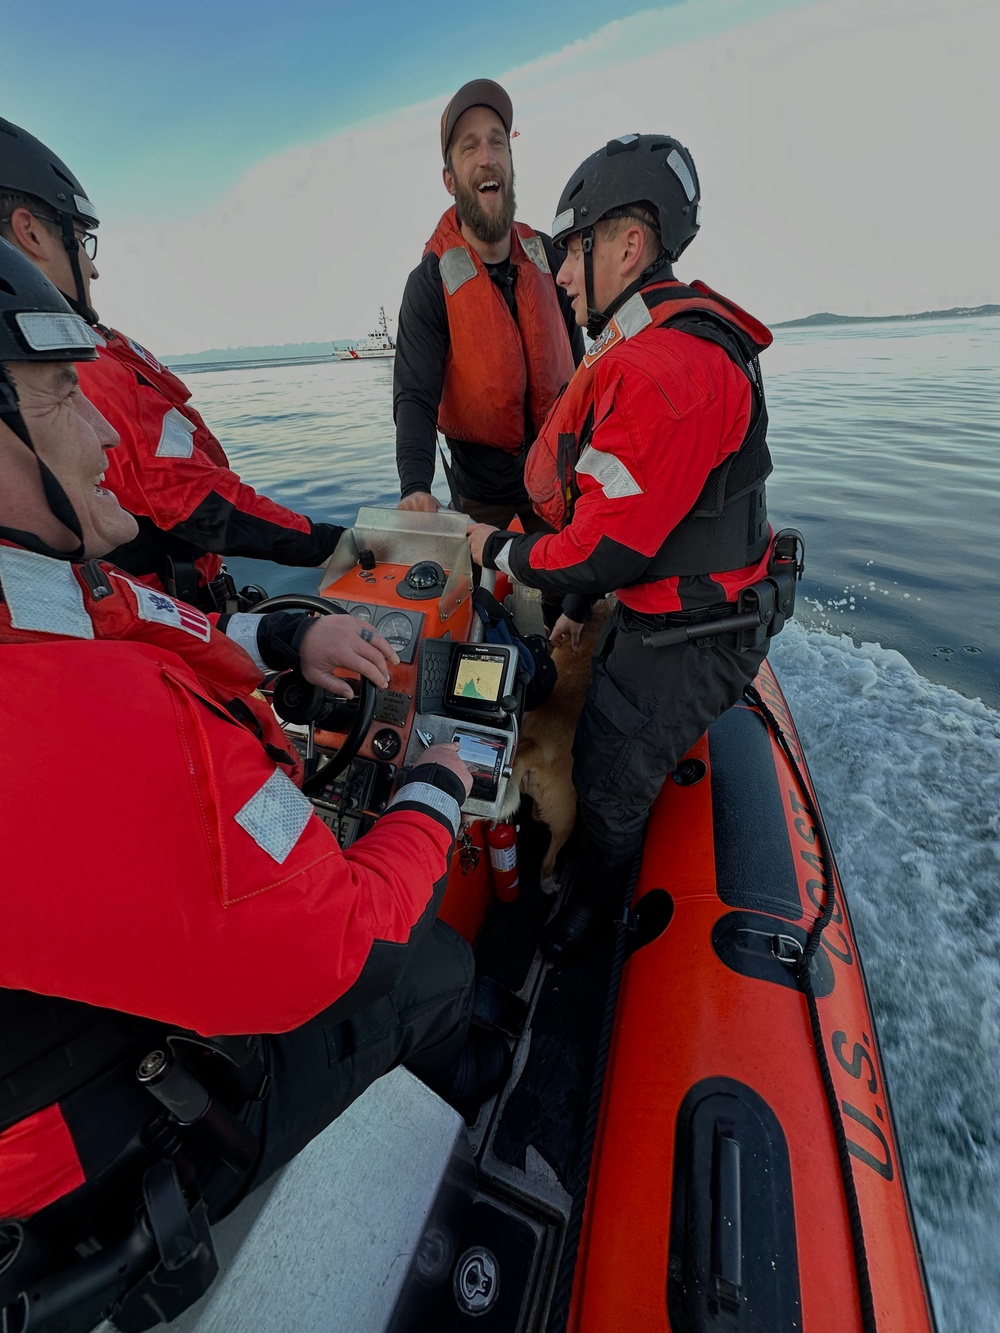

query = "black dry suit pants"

[
  {"left": 204, "top": 917, "right": 474, "bottom": 1220},
  {"left": 570, "top": 605, "right": 769, "bottom": 909}
]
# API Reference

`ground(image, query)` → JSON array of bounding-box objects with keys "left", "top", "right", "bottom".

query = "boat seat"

[{"left": 95, "top": 1067, "right": 474, "bottom": 1333}]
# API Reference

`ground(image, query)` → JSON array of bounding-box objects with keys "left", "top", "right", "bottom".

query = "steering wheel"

[{"left": 251, "top": 593, "right": 378, "bottom": 796}]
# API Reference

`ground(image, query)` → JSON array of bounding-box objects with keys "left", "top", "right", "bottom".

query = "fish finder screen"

[{"left": 450, "top": 651, "right": 506, "bottom": 705}]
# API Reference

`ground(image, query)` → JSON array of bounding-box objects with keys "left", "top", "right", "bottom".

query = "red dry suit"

[
  {"left": 423, "top": 208, "right": 575, "bottom": 451},
  {"left": 0, "top": 542, "right": 462, "bottom": 1217},
  {"left": 491, "top": 281, "right": 775, "bottom": 614},
  {"left": 77, "top": 327, "right": 343, "bottom": 601}
]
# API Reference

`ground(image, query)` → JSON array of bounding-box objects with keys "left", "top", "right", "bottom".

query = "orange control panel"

[{"left": 313, "top": 560, "right": 476, "bottom": 773}]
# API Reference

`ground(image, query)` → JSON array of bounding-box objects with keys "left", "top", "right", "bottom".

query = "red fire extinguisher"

[{"left": 486, "top": 820, "right": 520, "bottom": 902}]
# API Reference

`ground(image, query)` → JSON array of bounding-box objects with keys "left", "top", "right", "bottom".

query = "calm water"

[{"left": 181, "top": 316, "right": 1000, "bottom": 1330}]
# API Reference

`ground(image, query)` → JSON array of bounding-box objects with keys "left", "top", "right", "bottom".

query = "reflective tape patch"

[
  {"left": 492, "top": 539, "right": 516, "bottom": 579},
  {"left": 235, "top": 768, "right": 315, "bottom": 865},
  {"left": 616, "top": 293, "right": 653, "bottom": 340},
  {"left": 225, "top": 613, "right": 267, "bottom": 669},
  {"left": 439, "top": 247, "right": 478, "bottom": 297},
  {"left": 0, "top": 547, "right": 93, "bottom": 638},
  {"left": 14, "top": 312, "right": 94, "bottom": 356},
  {"left": 667, "top": 149, "right": 697, "bottom": 202},
  {"left": 551, "top": 208, "right": 574, "bottom": 238},
  {"left": 520, "top": 235, "right": 550, "bottom": 274},
  {"left": 386, "top": 781, "right": 461, "bottom": 839},
  {"left": 115, "top": 576, "right": 211, "bottom": 641},
  {"left": 155, "top": 408, "right": 197, "bottom": 459},
  {"left": 576, "top": 445, "right": 642, "bottom": 500},
  {"left": 73, "top": 194, "right": 100, "bottom": 223}
]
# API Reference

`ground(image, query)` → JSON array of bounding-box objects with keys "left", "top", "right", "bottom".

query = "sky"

[{"left": 3, "top": 0, "right": 996, "bottom": 355}]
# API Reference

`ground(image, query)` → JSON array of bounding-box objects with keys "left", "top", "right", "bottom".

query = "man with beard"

[{"left": 394, "top": 79, "right": 584, "bottom": 531}]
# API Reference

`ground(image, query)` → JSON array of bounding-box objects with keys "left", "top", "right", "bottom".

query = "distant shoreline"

[
  {"left": 164, "top": 340, "right": 350, "bottom": 368},
  {"left": 773, "top": 303, "right": 999, "bottom": 329},
  {"left": 163, "top": 303, "right": 998, "bottom": 367}
]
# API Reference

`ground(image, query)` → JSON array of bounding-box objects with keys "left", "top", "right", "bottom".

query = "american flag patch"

[
  {"left": 116, "top": 576, "right": 212, "bottom": 641},
  {"left": 127, "top": 336, "right": 162, "bottom": 371}
]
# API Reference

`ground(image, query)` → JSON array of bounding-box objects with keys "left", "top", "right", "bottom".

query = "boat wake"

[{"left": 771, "top": 622, "right": 1000, "bottom": 1332}]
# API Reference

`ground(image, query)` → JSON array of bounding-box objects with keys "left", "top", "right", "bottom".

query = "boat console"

[{"left": 263, "top": 507, "right": 523, "bottom": 842}]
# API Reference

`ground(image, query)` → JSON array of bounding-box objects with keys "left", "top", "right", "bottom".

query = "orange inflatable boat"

[{"left": 268, "top": 506, "right": 935, "bottom": 1333}]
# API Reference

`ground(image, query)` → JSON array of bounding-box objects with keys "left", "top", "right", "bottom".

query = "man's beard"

[{"left": 453, "top": 171, "right": 516, "bottom": 245}]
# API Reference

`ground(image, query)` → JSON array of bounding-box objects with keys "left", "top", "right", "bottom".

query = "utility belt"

[
  {"left": 619, "top": 600, "right": 740, "bottom": 634},
  {"left": 631, "top": 529, "right": 806, "bottom": 652},
  {"left": 0, "top": 1033, "right": 268, "bottom": 1333}
]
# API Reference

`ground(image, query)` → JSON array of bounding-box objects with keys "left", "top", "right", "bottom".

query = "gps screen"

[{"left": 450, "top": 651, "right": 505, "bottom": 705}]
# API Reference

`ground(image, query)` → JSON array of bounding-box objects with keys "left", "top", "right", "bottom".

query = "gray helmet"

[
  {"left": 0, "top": 236, "right": 97, "bottom": 560},
  {"left": 551, "top": 133, "right": 700, "bottom": 262},
  {"left": 0, "top": 118, "right": 100, "bottom": 322}
]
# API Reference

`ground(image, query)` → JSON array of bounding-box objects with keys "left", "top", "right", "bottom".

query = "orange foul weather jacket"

[
  {"left": 77, "top": 327, "right": 343, "bottom": 601},
  {"left": 423, "top": 207, "right": 575, "bottom": 451},
  {"left": 0, "top": 541, "right": 463, "bottom": 1218}
]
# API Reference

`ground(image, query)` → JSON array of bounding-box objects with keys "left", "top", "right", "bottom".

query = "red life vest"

[
  {"left": 524, "top": 280, "right": 773, "bottom": 534},
  {"left": 77, "top": 327, "right": 321, "bottom": 598},
  {"left": 0, "top": 545, "right": 458, "bottom": 1218},
  {"left": 89, "top": 326, "right": 229, "bottom": 466},
  {"left": 424, "top": 208, "right": 575, "bottom": 451},
  {"left": 78, "top": 326, "right": 227, "bottom": 586},
  {"left": 0, "top": 544, "right": 453, "bottom": 1036}
]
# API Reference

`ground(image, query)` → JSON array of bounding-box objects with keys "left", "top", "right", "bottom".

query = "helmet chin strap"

[
  {"left": 584, "top": 242, "right": 674, "bottom": 340},
  {"left": 0, "top": 366, "right": 85, "bottom": 560},
  {"left": 581, "top": 229, "right": 605, "bottom": 339},
  {"left": 58, "top": 213, "right": 99, "bottom": 326}
]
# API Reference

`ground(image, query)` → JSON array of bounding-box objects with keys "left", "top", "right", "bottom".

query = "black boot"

[
  {"left": 446, "top": 1026, "right": 512, "bottom": 1123},
  {"left": 540, "top": 897, "right": 608, "bottom": 965}
]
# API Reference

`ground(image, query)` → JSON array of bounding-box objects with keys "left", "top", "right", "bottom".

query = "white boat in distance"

[{"left": 334, "top": 306, "right": 396, "bottom": 360}]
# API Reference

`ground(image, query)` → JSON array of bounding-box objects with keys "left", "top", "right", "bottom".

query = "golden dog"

[{"left": 500, "top": 600, "right": 610, "bottom": 890}]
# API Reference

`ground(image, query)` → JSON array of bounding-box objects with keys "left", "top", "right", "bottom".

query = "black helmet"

[
  {"left": 0, "top": 237, "right": 96, "bottom": 365},
  {"left": 551, "top": 134, "right": 700, "bottom": 262},
  {"left": 551, "top": 134, "right": 700, "bottom": 338},
  {"left": 0, "top": 118, "right": 100, "bottom": 322},
  {"left": 0, "top": 118, "right": 100, "bottom": 229},
  {"left": 0, "top": 236, "right": 97, "bottom": 560}
]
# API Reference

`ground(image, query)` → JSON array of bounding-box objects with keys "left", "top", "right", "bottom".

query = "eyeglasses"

[{"left": 0, "top": 211, "right": 98, "bottom": 260}]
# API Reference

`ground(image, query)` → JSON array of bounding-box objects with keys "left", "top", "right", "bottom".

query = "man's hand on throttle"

[
  {"left": 397, "top": 492, "right": 442, "bottom": 513},
  {"left": 298, "top": 615, "right": 399, "bottom": 695},
  {"left": 467, "top": 522, "right": 499, "bottom": 567},
  {"left": 417, "top": 742, "right": 473, "bottom": 798}
]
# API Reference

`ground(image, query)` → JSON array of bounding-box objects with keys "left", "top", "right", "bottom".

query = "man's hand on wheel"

[{"left": 298, "top": 615, "right": 398, "bottom": 696}]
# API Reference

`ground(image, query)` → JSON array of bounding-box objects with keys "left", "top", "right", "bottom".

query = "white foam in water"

[{"left": 770, "top": 622, "right": 1000, "bottom": 1330}]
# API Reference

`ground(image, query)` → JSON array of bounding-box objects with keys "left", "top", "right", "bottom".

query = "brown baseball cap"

[{"left": 440, "top": 79, "right": 513, "bottom": 162}]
